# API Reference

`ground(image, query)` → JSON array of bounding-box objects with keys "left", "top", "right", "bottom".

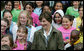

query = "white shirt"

[{"left": 43, "top": 25, "right": 52, "bottom": 40}]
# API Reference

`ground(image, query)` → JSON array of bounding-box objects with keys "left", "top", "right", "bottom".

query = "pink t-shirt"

[
  {"left": 31, "top": 12, "right": 40, "bottom": 27},
  {"left": 57, "top": 26, "right": 76, "bottom": 41},
  {"left": 13, "top": 40, "right": 27, "bottom": 50}
]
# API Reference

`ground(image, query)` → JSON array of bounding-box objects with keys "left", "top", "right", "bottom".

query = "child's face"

[
  {"left": 79, "top": 7, "right": 83, "bottom": 17},
  {"left": 19, "top": 13, "right": 27, "bottom": 26},
  {"left": 17, "top": 29, "right": 27, "bottom": 40},
  {"left": 4, "top": 12, "right": 12, "bottom": 24},
  {"left": 62, "top": 17, "right": 72, "bottom": 29},
  {"left": 73, "top": 1, "right": 79, "bottom": 7},
  {"left": 25, "top": 4, "right": 33, "bottom": 13},
  {"left": 43, "top": 6, "right": 51, "bottom": 13},
  {"left": 54, "top": 13, "right": 62, "bottom": 24},
  {"left": 1, "top": 20, "right": 8, "bottom": 33},
  {"left": 55, "top": 3, "right": 63, "bottom": 10},
  {"left": 1, "top": 37, "right": 10, "bottom": 47},
  {"left": 36, "top": 1, "right": 43, "bottom": 6},
  {"left": 14, "top": 1, "right": 20, "bottom": 8},
  {"left": 70, "top": 32, "right": 79, "bottom": 45},
  {"left": 5, "top": 2, "right": 12, "bottom": 11},
  {"left": 40, "top": 18, "right": 51, "bottom": 30}
]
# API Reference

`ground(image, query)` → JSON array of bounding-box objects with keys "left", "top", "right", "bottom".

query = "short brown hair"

[{"left": 39, "top": 11, "right": 52, "bottom": 23}]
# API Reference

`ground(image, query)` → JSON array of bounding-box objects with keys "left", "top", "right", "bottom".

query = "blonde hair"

[{"left": 17, "top": 10, "right": 32, "bottom": 27}]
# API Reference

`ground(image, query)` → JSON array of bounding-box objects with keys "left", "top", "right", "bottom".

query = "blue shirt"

[
  {"left": 34, "top": 7, "right": 42, "bottom": 16},
  {"left": 35, "top": 26, "right": 42, "bottom": 31},
  {"left": 9, "top": 21, "right": 16, "bottom": 35},
  {"left": 26, "top": 27, "right": 31, "bottom": 42}
]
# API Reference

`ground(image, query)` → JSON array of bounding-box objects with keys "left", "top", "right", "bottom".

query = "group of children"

[{"left": 1, "top": 1, "right": 83, "bottom": 50}]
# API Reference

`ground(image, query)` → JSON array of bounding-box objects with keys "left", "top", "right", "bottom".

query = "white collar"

[{"left": 43, "top": 25, "right": 52, "bottom": 39}]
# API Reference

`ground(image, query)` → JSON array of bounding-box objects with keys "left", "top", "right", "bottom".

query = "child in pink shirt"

[
  {"left": 13, "top": 26, "right": 31, "bottom": 50},
  {"left": 57, "top": 15, "right": 76, "bottom": 44},
  {"left": 13, "top": 40, "right": 27, "bottom": 50}
]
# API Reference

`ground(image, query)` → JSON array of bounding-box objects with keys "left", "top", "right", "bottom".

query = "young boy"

[{"left": 64, "top": 30, "right": 83, "bottom": 50}]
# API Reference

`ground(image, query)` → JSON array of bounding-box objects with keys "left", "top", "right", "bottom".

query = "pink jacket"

[{"left": 31, "top": 12, "right": 40, "bottom": 27}]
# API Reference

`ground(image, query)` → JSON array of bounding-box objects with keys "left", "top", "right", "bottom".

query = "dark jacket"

[{"left": 31, "top": 26, "right": 64, "bottom": 50}]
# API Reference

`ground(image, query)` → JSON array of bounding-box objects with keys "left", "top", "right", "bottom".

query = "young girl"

[
  {"left": 65, "top": 1, "right": 80, "bottom": 18},
  {"left": 64, "top": 30, "right": 83, "bottom": 50},
  {"left": 42, "top": 4, "right": 51, "bottom": 13},
  {"left": 3, "top": 10, "right": 16, "bottom": 35},
  {"left": 1, "top": 18, "right": 9, "bottom": 35},
  {"left": 34, "top": 1, "right": 44, "bottom": 16},
  {"left": 24, "top": 2, "right": 40, "bottom": 27},
  {"left": 57, "top": 15, "right": 76, "bottom": 44},
  {"left": 13, "top": 26, "right": 31, "bottom": 50},
  {"left": 12, "top": 1, "right": 22, "bottom": 23},
  {"left": 52, "top": 9, "right": 64, "bottom": 29},
  {"left": 1, "top": 34, "right": 14, "bottom": 50},
  {"left": 52, "top": 1, "right": 63, "bottom": 15}
]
